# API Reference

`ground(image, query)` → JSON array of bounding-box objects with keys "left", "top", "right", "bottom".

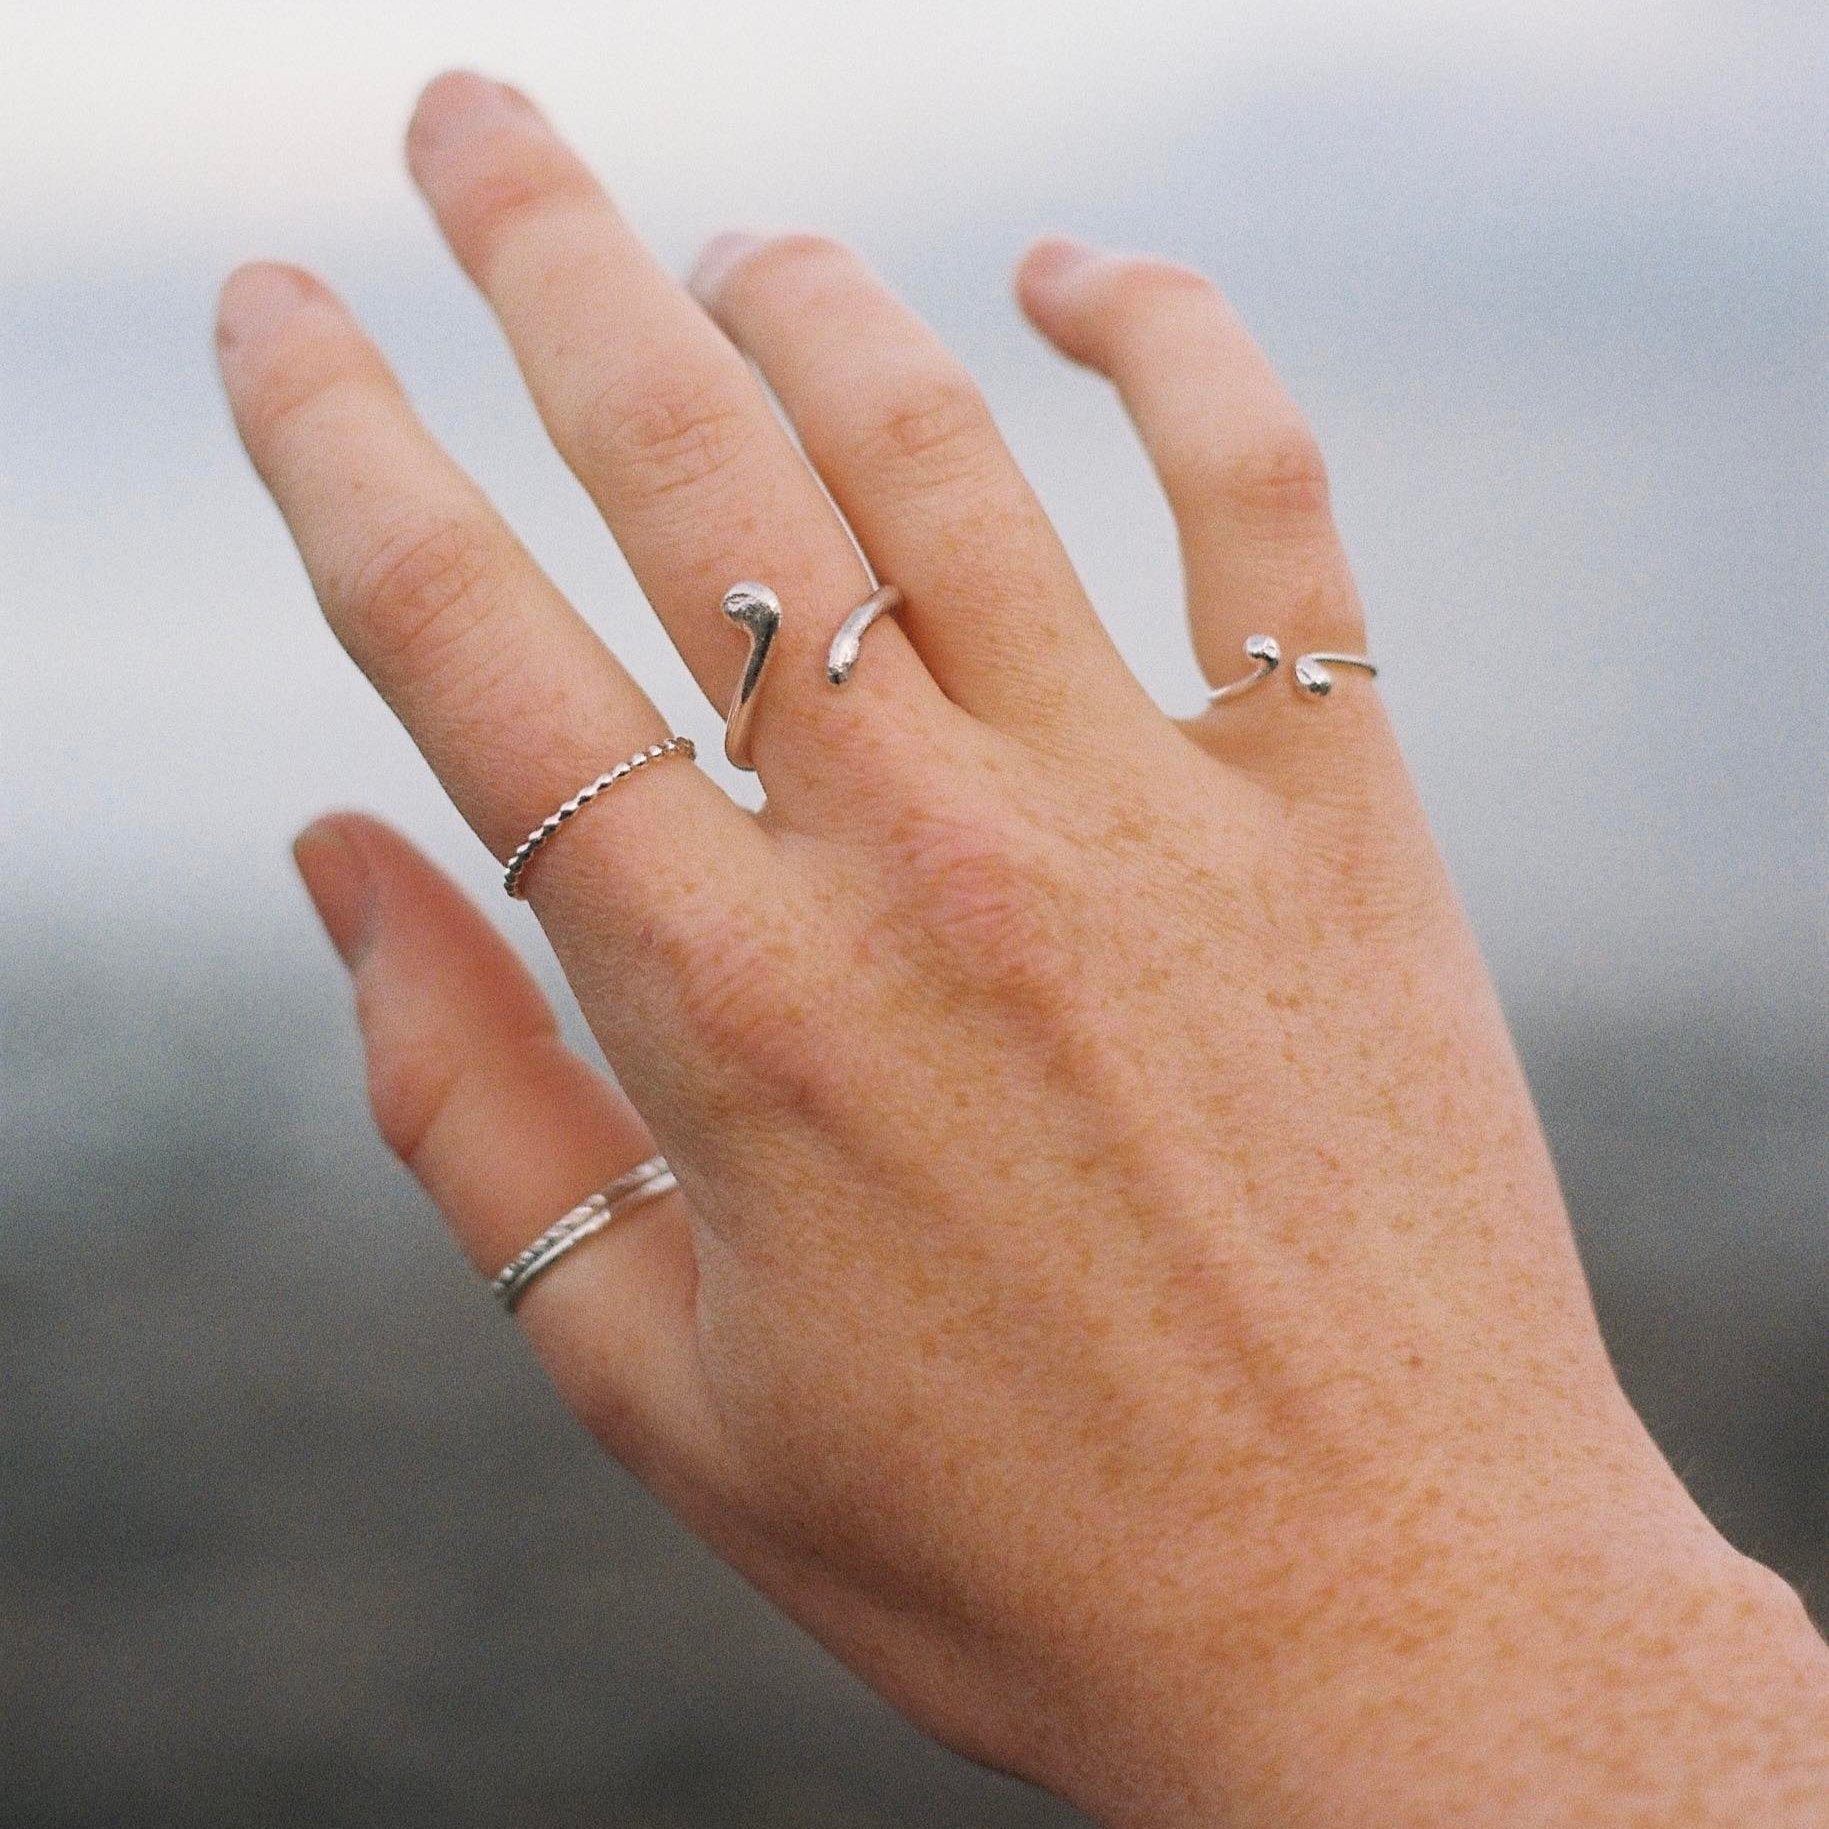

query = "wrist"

[
  {"left": 1226, "top": 1520, "right": 1824, "bottom": 1829},
  {"left": 1035, "top": 1463, "right": 1826, "bottom": 1828}
]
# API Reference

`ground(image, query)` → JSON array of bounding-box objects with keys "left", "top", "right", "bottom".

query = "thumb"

[{"left": 293, "top": 811, "right": 722, "bottom": 1490}]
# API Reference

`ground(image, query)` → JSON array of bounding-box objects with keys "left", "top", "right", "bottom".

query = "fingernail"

[
  {"left": 1023, "top": 236, "right": 1107, "bottom": 296},
  {"left": 215, "top": 262, "right": 321, "bottom": 358},
  {"left": 293, "top": 822, "right": 377, "bottom": 971},
  {"left": 408, "top": 70, "right": 544, "bottom": 157},
  {"left": 687, "top": 230, "right": 766, "bottom": 304}
]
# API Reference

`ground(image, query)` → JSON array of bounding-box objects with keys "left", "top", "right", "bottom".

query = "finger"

[
  {"left": 404, "top": 72, "right": 946, "bottom": 802},
  {"left": 293, "top": 812, "right": 723, "bottom": 1484},
  {"left": 688, "top": 232, "right": 1150, "bottom": 743},
  {"left": 216, "top": 260, "right": 766, "bottom": 920},
  {"left": 1016, "top": 241, "right": 1369, "bottom": 707}
]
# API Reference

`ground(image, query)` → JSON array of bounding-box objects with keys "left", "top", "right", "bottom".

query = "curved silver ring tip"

[
  {"left": 721, "top": 581, "right": 782, "bottom": 772},
  {"left": 826, "top": 584, "right": 904, "bottom": 686}
]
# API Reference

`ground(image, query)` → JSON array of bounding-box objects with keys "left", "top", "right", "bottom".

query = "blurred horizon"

[{"left": 9, "top": 5, "right": 1825, "bottom": 1021}]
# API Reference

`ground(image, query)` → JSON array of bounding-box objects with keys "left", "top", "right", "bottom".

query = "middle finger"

[{"left": 405, "top": 72, "right": 943, "bottom": 802}]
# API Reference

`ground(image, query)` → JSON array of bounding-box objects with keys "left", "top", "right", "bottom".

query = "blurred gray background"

[{"left": 3, "top": 2, "right": 1824, "bottom": 1823}]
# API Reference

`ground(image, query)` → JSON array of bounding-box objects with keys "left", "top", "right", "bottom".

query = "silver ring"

[
  {"left": 491, "top": 1155, "right": 679, "bottom": 1311},
  {"left": 826, "top": 584, "right": 903, "bottom": 686},
  {"left": 1206, "top": 633, "right": 1377, "bottom": 704},
  {"left": 721, "top": 581, "right": 781, "bottom": 771},
  {"left": 502, "top": 738, "right": 697, "bottom": 898},
  {"left": 721, "top": 580, "right": 906, "bottom": 767}
]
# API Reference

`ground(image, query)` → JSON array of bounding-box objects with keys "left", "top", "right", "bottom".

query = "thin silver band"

[
  {"left": 491, "top": 1155, "right": 679, "bottom": 1311},
  {"left": 502, "top": 737, "right": 697, "bottom": 898},
  {"left": 826, "top": 584, "right": 903, "bottom": 685},
  {"left": 1206, "top": 633, "right": 1378, "bottom": 704}
]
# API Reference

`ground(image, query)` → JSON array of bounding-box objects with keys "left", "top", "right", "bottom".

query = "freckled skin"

[{"left": 228, "top": 72, "right": 1829, "bottom": 1829}]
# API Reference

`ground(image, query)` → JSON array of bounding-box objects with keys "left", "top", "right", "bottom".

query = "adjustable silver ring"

[
  {"left": 721, "top": 579, "right": 906, "bottom": 768},
  {"left": 502, "top": 737, "right": 697, "bottom": 898},
  {"left": 492, "top": 1155, "right": 679, "bottom": 1311},
  {"left": 1206, "top": 633, "right": 1377, "bottom": 704}
]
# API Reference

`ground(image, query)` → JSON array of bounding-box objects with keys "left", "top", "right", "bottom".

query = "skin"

[{"left": 218, "top": 70, "right": 1829, "bottom": 1829}]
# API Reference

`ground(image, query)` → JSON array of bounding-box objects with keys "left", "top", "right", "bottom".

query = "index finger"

[{"left": 216, "top": 261, "right": 768, "bottom": 914}]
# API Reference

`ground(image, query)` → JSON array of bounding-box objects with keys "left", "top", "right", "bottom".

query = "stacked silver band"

[
  {"left": 502, "top": 736, "right": 696, "bottom": 898},
  {"left": 491, "top": 1154, "right": 679, "bottom": 1311}
]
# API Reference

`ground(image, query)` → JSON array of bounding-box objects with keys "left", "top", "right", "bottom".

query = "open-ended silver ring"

[
  {"left": 1205, "top": 633, "right": 1378, "bottom": 704},
  {"left": 720, "top": 579, "right": 904, "bottom": 770},
  {"left": 501, "top": 737, "right": 698, "bottom": 898},
  {"left": 492, "top": 1154, "right": 679, "bottom": 1311}
]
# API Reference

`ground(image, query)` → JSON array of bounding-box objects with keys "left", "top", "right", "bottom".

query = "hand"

[{"left": 218, "top": 71, "right": 1829, "bottom": 1829}]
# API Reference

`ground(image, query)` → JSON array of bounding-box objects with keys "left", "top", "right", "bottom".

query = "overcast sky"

[{"left": 6, "top": 1, "right": 1814, "bottom": 272}]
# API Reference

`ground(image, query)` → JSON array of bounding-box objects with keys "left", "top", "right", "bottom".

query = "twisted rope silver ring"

[
  {"left": 492, "top": 1154, "right": 679, "bottom": 1311},
  {"left": 502, "top": 737, "right": 697, "bottom": 898},
  {"left": 1206, "top": 633, "right": 1378, "bottom": 704}
]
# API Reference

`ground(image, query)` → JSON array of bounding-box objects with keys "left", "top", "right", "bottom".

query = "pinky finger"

[{"left": 292, "top": 812, "right": 720, "bottom": 1485}]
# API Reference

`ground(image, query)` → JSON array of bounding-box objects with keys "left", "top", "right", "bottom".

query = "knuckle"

[
  {"left": 641, "top": 892, "right": 882, "bottom": 1135},
  {"left": 438, "top": 138, "right": 596, "bottom": 267},
  {"left": 1207, "top": 422, "right": 1332, "bottom": 520},
  {"left": 856, "top": 364, "right": 996, "bottom": 482},
  {"left": 1289, "top": 566, "right": 1367, "bottom": 648},
  {"left": 887, "top": 800, "right": 1079, "bottom": 1009},
  {"left": 1109, "top": 254, "right": 1216, "bottom": 312},
  {"left": 653, "top": 900, "right": 813, "bottom": 1086},
  {"left": 234, "top": 330, "right": 363, "bottom": 460},
  {"left": 339, "top": 516, "right": 505, "bottom": 678},
  {"left": 363, "top": 1031, "right": 459, "bottom": 1173},
  {"left": 742, "top": 230, "right": 852, "bottom": 288},
  {"left": 1074, "top": 254, "right": 1220, "bottom": 348},
  {"left": 575, "top": 371, "right": 754, "bottom": 504},
  {"left": 366, "top": 1026, "right": 573, "bottom": 1190}
]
